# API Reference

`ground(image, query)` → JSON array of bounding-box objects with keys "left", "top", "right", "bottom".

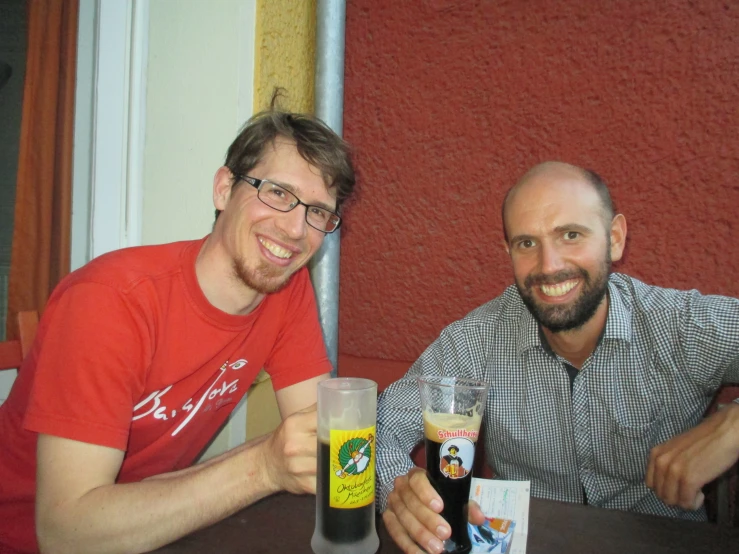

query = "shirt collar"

[
  {"left": 514, "top": 273, "right": 633, "bottom": 357},
  {"left": 602, "top": 275, "right": 633, "bottom": 343},
  {"left": 515, "top": 303, "right": 543, "bottom": 356}
]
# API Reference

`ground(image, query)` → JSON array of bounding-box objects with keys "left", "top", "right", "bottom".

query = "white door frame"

[{"left": 73, "top": 0, "right": 148, "bottom": 267}]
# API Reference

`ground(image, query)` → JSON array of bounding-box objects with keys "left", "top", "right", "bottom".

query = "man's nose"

[
  {"left": 277, "top": 204, "right": 309, "bottom": 239},
  {"left": 539, "top": 243, "right": 565, "bottom": 274}
]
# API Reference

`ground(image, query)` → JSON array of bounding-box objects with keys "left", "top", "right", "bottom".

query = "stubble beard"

[
  {"left": 516, "top": 251, "right": 612, "bottom": 333},
  {"left": 232, "top": 256, "right": 295, "bottom": 295}
]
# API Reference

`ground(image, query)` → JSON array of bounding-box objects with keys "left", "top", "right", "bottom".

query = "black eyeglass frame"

[{"left": 234, "top": 174, "right": 342, "bottom": 234}]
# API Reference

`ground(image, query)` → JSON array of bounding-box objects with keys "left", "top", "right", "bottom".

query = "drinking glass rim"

[
  {"left": 416, "top": 375, "right": 489, "bottom": 391},
  {"left": 319, "top": 377, "right": 377, "bottom": 392}
]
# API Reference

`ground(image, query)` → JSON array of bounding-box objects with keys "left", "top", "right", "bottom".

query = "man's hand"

[
  {"left": 263, "top": 403, "right": 319, "bottom": 495},
  {"left": 646, "top": 403, "right": 739, "bottom": 510},
  {"left": 383, "top": 467, "right": 484, "bottom": 554}
]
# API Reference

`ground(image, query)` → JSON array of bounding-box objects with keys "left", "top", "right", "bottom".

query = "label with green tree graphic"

[{"left": 328, "top": 427, "right": 375, "bottom": 508}]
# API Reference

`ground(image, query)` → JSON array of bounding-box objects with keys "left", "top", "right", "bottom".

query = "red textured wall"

[{"left": 339, "top": 0, "right": 739, "bottom": 367}]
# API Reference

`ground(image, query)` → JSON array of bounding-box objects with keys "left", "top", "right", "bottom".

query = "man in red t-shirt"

[{"left": 0, "top": 107, "right": 355, "bottom": 553}]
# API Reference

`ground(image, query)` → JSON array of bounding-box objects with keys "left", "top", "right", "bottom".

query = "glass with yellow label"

[
  {"left": 311, "top": 378, "right": 379, "bottom": 554},
  {"left": 418, "top": 376, "right": 490, "bottom": 554}
]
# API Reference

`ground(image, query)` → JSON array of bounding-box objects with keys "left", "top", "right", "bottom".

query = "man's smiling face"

[
  {"left": 214, "top": 140, "right": 335, "bottom": 295},
  {"left": 504, "top": 166, "right": 622, "bottom": 333}
]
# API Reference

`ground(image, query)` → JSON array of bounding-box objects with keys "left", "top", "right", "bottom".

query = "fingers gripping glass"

[{"left": 236, "top": 174, "right": 342, "bottom": 233}]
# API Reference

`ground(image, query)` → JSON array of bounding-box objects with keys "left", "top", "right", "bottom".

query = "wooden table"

[{"left": 152, "top": 493, "right": 738, "bottom": 553}]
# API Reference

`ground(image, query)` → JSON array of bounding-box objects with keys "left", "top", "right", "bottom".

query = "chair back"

[
  {"left": 706, "top": 384, "right": 739, "bottom": 526},
  {"left": 0, "top": 311, "right": 39, "bottom": 371}
]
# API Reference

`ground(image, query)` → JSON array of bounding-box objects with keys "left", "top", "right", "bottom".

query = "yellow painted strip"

[{"left": 254, "top": 0, "right": 316, "bottom": 113}]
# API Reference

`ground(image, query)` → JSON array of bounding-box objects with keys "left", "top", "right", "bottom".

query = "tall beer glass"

[
  {"left": 312, "top": 378, "right": 380, "bottom": 554},
  {"left": 418, "top": 376, "right": 489, "bottom": 554}
]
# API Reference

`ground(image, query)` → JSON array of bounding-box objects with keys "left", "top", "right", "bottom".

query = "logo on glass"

[
  {"left": 336, "top": 434, "right": 374, "bottom": 478},
  {"left": 439, "top": 438, "right": 474, "bottom": 479},
  {"left": 328, "top": 428, "right": 376, "bottom": 508}
]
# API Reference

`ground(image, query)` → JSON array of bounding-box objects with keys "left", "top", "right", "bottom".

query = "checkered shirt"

[{"left": 376, "top": 273, "right": 739, "bottom": 520}]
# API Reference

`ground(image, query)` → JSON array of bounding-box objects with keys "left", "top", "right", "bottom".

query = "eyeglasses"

[{"left": 235, "top": 174, "right": 342, "bottom": 234}]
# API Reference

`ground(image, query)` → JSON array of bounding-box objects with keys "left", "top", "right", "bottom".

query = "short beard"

[
  {"left": 516, "top": 253, "right": 611, "bottom": 333},
  {"left": 232, "top": 257, "right": 293, "bottom": 295}
]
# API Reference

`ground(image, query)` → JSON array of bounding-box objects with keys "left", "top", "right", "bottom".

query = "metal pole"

[{"left": 310, "top": 0, "right": 346, "bottom": 377}]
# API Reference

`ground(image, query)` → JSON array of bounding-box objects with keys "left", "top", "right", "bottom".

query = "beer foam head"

[{"left": 423, "top": 410, "right": 482, "bottom": 443}]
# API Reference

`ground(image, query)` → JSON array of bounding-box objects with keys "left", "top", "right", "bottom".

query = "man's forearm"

[{"left": 37, "top": 434, "right": 277, "bottom": 554}]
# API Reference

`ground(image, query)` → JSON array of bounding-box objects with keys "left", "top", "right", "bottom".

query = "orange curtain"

[{"left": 6, "top": 0, "right": 78, "bottom": 339}]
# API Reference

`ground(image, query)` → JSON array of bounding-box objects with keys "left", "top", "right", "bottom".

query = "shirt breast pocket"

[{"left": 607, "top": 401, "right": 665, "bottom": 481}]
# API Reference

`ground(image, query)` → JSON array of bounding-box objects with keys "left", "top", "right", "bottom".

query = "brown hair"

[{"left": 215, "top": 99, "right": 355, "bottom": 222}]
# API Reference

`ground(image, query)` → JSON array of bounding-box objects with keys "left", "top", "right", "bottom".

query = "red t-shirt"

[{"left": 0, "top": 238, "right": 331, "bottom": 553}]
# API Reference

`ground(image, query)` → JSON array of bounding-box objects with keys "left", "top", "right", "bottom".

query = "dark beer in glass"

[
  {"left": 312, "top": 378, "right": 379, "bottom": 554},
  {"left": 418, "top": 377, "right": 489, "bottom": 554},
  {"left": 316, "top": 439, "right": 375, "bottom": 543}
]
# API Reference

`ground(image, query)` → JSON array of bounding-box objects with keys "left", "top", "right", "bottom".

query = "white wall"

[
  {"left": 142, "top": 0, "right": 255, "bottom": 245},
  {"left": 143, "top": 0, "right": 256, "bottom": 459}
]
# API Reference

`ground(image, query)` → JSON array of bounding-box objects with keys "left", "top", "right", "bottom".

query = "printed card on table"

[{"left": 468, "top": 478, "right": 530, "bottom": 554}]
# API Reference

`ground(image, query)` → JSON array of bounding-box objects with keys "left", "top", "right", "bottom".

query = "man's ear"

[
  {"left": 609, "top": 214, "right": 627, "bottom": 262},
  {"left": 213, "top": 166, "right": 235, "bottom": 211},
  {"left": 503, "top": 240, "right": 511, "bottom": 257}
]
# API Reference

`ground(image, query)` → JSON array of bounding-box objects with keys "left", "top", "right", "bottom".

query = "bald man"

[{"left": 376, "top": 162, "right": 739, "bottom": 554}]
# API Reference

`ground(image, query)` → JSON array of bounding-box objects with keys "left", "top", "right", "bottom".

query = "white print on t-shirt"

[{"left": 131, "top": 358, "right": 247, "bottom": 436}]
